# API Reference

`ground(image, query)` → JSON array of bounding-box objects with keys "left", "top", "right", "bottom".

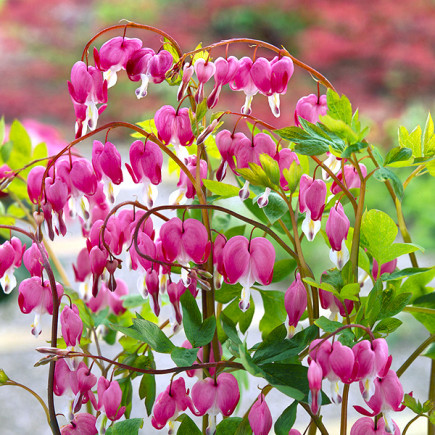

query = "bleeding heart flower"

[
  {"left": 350, "top": 416, "right": 401, "bottom": 435},
  {"left": 154, "top": 105, "right": 194, "bottom": 148},
  {"left": 284, "top": 272, "right": 307, "bottom": 337},
  {"left": 61, "top": 304, "right": 83, "bottom": 347},
  {"left": 308, "top": 359, "right": 323, "bottom": 414},
  {"left": 97, "top": 377, "right": 125, "bottom": 421},
  {"left": 207, "top": 56, "right": 239, "bottom": 108},
  {"left": 222, "top": 235, "right": 275, "bottom": 311},
  {"left": 230, "top": 57, "right": 258, "bottom": 115},
  {"left": 94, "top": 36, "right": 143, "bottom": 88},
  {"left": 0, "top": 237, "right": 25, "bottom": 294},
  {"left": 61, "top": 413, "right": 97, "bottom": 435},
  {"left": 330, "top": 164, "right": 367, "bottom": 195},
  {"left": 248, "top": 394, "right": 273, "bottom": 435},
  {"left": 294, "top": 94, "right": 328, "bottom": 126},
  {"left": 194, "top": 58, "right": 216, "bottom": 104},
  {"left": 326, "top": 202, "right": 350, "bottom": 270}
]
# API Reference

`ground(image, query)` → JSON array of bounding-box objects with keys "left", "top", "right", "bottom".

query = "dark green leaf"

[
  {"left": 195, "top": 99, "right": 208, "bottom": 123},
  {"left": 220, "top": 313, "right": 242, "bottom": 345},
  {"left": 139, "top": 373, "right": 156, "bottom": 416},
  {"left": 380, "top": 292, "right": 412, "bottom": 319},
  {"left": 180, "top": 291, "right": 216, "bottom": 347},
  {"left": 171, "top": 347, "right": 199, "bottom": 367},
  {"left": 274, "top": 401, "right": 298, "bottom": 435},
  {"left": 373, "top": 318, "right": 402, "bottom": 335},
  {"left": 215, "top": 282, "right": 241, "bottom": 304},
  {"left": 382, "top": 268, "right": 431, "bottom": 282},
  {"left": 234, "top": 417, "right": 253, "bottom": 435},
  {"left": 257, "top": 192, "right": 288, "bottom": 225},
  {"left": 105, "top": 419, "right": 144, "bottom": 435},
  {"left": 132, "top": 317, "right": 175, "bottom": 353},
  {"left": 341, "top": 142, "right": 368, "bottom": 158},
  {"left": 260, "top": 363, "right": 307, "bottom": 400},
  {"left": 384, "top": 147, "right": 413, "bottom": 165},
  {"left": 403, "top": 394, "right": 423, "bottom": 414},
  {"left": 177, "top": 414, "right": 201, "bottom": 435}
]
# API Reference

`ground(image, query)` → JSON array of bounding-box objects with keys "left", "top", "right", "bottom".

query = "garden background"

[{"left": 0, "top": 0, "right": 434, "bottom": 433}]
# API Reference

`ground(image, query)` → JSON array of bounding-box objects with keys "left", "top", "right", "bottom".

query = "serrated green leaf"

[
  {"left": 403, "top": 393, "right": 422, "bottom": 414},
  {"left": 319, "top": 115, "right": 359, "bottom": 144},
  {"left": 105, "top": 418, "right": 144, "bottom": 435},
  {"left": 139, "top": 373, "right": 156, "bottom": 416},
  {"left": 274, "top": 401, "right": 298, "bottom": 435}
]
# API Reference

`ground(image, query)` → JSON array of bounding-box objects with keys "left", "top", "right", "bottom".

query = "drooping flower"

[
  {"left": 284, "top": 273, "right": 307, "bottom": 337},
  {"left": 251, "top": 56, "right": 294, "bottom": 117},
  {"left": 169, "top": 155, "right": 207, "bottom": 205},
  {"left": 94, "top": 36, "right": 142, "bottom": 88},
  {"left": 167, "top": 280, "right": 186, "bottom": 325},
  {"left": 18, "top": 277, "right": 64, "bottom": 336},
  {"left": 354, "top": 370, "right": 405, "bottom": 434},
  {"left": 0, "top": 237, "right": 25, "bottom": 294},
  {"left": 330, "top": 164, "right": 367, "bottom": 195},
  {"left": 126, "top": 48, "right": 173, "bottom": 98},
  {"left": 152, "top": 377, "right": 197, "bottom": 431},
  {"left": 215, "top": 129, "right": 250, "bottom": 181},
  {"left": 207, "top": 56, "right": 239, "bottom": 108},
  {"left": 222, "top": 235, "right": 275, "bottom": 311},
  {"left": 274, "top": 148, "right": 300, "bottom": 191},
  {"left": 61, "top": 413, "right": 97, "bottom": 435},
  {"left": 194, "top": 58, "right": 216, "bottom": 104},
  {"left": 326, "top": 202, "right": 350, "bottom": 270},
  {"left": 191, "top": 373, "right": 240, "bottom": 434},
  {"left": 319, "top": 287, "right": 354, "bottom": 321},
  {"left": 97, "top": 377, "right": 125, "bottom": 421},
  {"left": 350, "top": 417, "right": 401, "bottom": 435},
  {"left": 61, "top": 304, "right": 83, "bottom": 347},
  {"left": 177, "top": 63, "right": 194, "bottom": 101},
  {"left": 68, "top": 61, "right": 108, "bottom": 137},
  {"left": 308, "top": 359, "right": 323, "bottom": 414},
  {"left": 23, "top": 242, "right": 46, "bottom": 278},
  {"left": 125, "top": 139, "right": 163, "bottom": 207},
  {"left": 230, "top": 57, "right": 258, "bottom": 115},
  {"left": 92, "top": 140, "right": 123, "bottom": 203},
  {"left": 154, "top": 105, "right": 194, "bottom": 149},
  {"left": 299, "top": 175, "right": 327, "bottom": 241},
  {"left": 248, "top": 393, "right": 273, "bottom": 435},
  {"left": 329, "top": 341, "right": 355, "bottom": 384},
  {"left": 86, "top": 279, "right": 128, "bottom": 316},
  {"left": 294, "top": 94, "right": 328, "bottom": 126}
]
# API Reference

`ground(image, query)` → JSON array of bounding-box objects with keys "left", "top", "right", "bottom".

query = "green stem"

[
  {"left": 300, "top": 402, "right": 329, "bottom": 435},
  {"left": 402, "top": 414, "right": 424, "bottom": 435},
  {"left": 340, "top": 384, "right": 350, "bottom": 435},
  {"left": 396, "top": 334, "right": 435, "bottom": 378},
  {"left": 350, "top": 177, "right": 366, "bottom": 283}
]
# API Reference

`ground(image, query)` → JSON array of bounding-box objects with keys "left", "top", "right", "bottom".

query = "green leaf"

[
  {"left": 422, "top": 343, "right": 435, "bottom": 359},
  {"left": 399, "top": 125, "right": 422, "bottom": 157},
  {"left": 383, "top": 267, "right": 431, "bottom": 281},
  {"left": 238, "top": 164, "right": 271, "bottom": 187},
  {"left": 120, "top": 294, "right": 147, "bottom": 309},
  {"left": 380, "top": 292, "right": 412, "bottom": 319},
  {"left": 220, "top": 313, "right": 242, "bottom": 346},
  {"left": 423, "top": 113, "right": 435, "bottom": 156},
  {"left": 132, "top": 317, "right": 175, "bottom": 353},
  {"left": 271, "top": 259, "right": 297, "bottom": 283},
  {"left": 373, "top": 167, "right": 404, "bottom": 201},
  {"left": 326, "top": 89, "right": 353, "bottom": 125},
  {"left": 361, "top": 209, "right": 420, "bottom": 264},
  {"left": 171, "top": 347, "right": 199, "bottom": 367},
  {"left": 384, "top": 147, "right": 413, "bottom": 166},
  {"left": 203, "top": 179, "right": 243, "bottom": 198},
  {"left": 135, "top": 119, "right": 158, "bottom": 136},
  {"left": 403, "top": 393, "right": 423, "bottom": 414},
  {"left": 239, "top": 344, "right": 265, "bottom": 377},
  {"left": 373, "top": 318, "right": 402, "bottom": 335},
  {"left": 215, "top": 282, "right": 242, "bottom": 304},
  {"left": 195, "top": 99, "right": 208, "bottom": 123},
  {"left": 259, "top": 153, "right": 280, "bottom": 185},
  {"left": 5, "top": 120, "right": 32, "bottom": 170},
  {"left": 341, "top": 141, "right": 368, "bottom": 158},
  {"left": 177, "top": 414, "right": 201, "bottom": 435},
  {"left": 274, "top": 401, "right": 298, "bottom": 435},
  {"left": 319, "top": 115, "right": 359, "bottom": 144},
  {"left": 339, "top": 283, "right": 360, "bottom": 301},
  {"left": 258, "top": 290, "right": 287, "bottom": 338},
  {"left": 118, "top": 377, "right": 133, "bottom": 418},
  {"left": 234, "top": 417, "right": 253, "bottom": 435},
  {"left": 260, "top": 363, "right": 307, "bottom": 400},
  {"left": 180, "top": 291, "right": 216, "bottom": 347},
  {"left": 105, "top": 418, "right": 143, "bottom": 435},
  {"left": 260, "top": 192, "right": 288, "bottom": 224},
  {"left": 216, "top": 417, "right": 244, "bottom": 435},
  {"left": 139, "top": 373, "right": 156, "bottom": 416}
]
